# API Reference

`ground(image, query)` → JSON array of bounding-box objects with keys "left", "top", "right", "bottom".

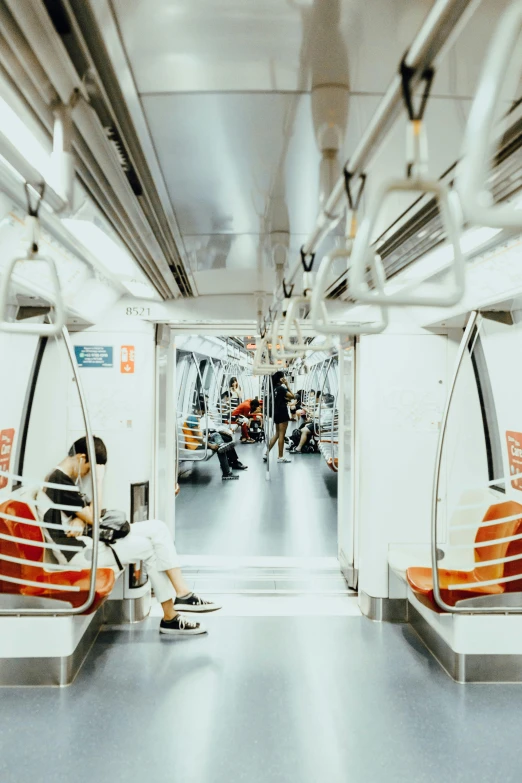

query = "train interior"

[{"left": 2, "top": 0, "right": 522, "bottom": 781}]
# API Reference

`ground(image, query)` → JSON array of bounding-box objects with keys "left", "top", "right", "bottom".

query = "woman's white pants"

[{"left": 70, "top": 519, "right": 181, "bottom": 604}]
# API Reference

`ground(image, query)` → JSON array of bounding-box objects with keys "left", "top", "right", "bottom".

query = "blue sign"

[{"left": 75, "top": 345, "right": 113, "bottom": 368}]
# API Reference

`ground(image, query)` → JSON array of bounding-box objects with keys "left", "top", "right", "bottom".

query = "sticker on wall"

[
  {"left": 74, "top": 346, "right": 113, "bottom": 368},
  {"left": 506, "top": 431, "right": 522, "bottom": 491},
  {"left": 0, "top": 428, "right": 15, "bottom": 489},
  {"left": 120, "top": 345, "right": 135, "bottom": 374}
]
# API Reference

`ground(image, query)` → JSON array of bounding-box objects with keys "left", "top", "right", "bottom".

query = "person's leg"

[
  {"left": 278, "top": 421, "right": 289, "bottom": 458},
  {"left": 241, "top": 421, "right": 249, "bottom": 440},
  {"left": 70, "top": 536, "right": 203, "bottom": 632},
  {"left": 134, "top": 519, "right": 221, "bottom": 612},
  {"left": 296, "top": 426, "right": 311, "bottom": 452},
  {"left": 268, "top": 427, "right": 279, "bottom": 452}
]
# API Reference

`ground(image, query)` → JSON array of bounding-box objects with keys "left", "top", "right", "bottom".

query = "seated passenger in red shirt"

[{"left": 232, "top": 398, "right": 262, "bottom": 443}]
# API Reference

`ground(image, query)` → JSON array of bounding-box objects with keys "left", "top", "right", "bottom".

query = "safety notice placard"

[
  {"left": 120, "top": 345, "right": 135, "bottom": 374},
  {"left": 506, "top": 431, "right": 522, "bottom": 491},
  {"left": 0, "top": 428, "right": 15, "bottom": 489},
  {"left": 74, "top": 346, "right": 113, "bottom": 368}
]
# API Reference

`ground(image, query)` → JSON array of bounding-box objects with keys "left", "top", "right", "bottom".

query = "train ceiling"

[{"left": 3, "top": 0, "right": 521, "bottom": 304}]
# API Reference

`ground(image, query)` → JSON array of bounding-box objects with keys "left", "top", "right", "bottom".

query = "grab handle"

[
  {"left": 0, "top": 254, "right": 65, "bottom": 336},
  {"left": 280, "top": 298, "right": 333, "bottom": 353},
  {"left": 350, "top": 178, "right": 465, "bottom": 307},
  {"left": 311, "top": 248, "right": 388, "bottom": 335},
  {"left": 456, "top": 1, "right": 522, "bottom": 229}
]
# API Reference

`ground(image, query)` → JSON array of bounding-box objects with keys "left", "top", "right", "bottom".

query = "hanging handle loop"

[
  {"left": 343, "top": 171, "right": 367, "bottom": 240},
  {"left": 400, "top": 58, "right": 434, "bottom": 180},
  {"left": 0, "top": 184, "right": 65, "bottom": 336}
]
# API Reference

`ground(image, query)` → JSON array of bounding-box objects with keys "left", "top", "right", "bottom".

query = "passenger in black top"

[
  {"left": 263, "top": 371, "right": 295, "bottom": 464},
  {"left": 44, "top": 436, "right": 220, "bottom": 636},
  {"left": 44, "top": 437, "right": 107, "bottom": 562}
]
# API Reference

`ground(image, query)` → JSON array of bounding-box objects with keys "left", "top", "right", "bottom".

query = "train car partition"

[{"left": 0, "top": 326, "right": 106, "bottom": 616}]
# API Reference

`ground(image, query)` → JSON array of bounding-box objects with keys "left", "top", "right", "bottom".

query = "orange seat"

[
  {"left": 0, "top": 499, "right": 115, "bottom": 612},
  {"left": 407, "top": 500, "right": 522, "bottom": 610},
  {"left": 182, "top": 419, "right": 203, "bottom": 450}
]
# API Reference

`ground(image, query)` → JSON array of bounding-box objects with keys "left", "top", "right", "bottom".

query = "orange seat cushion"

[{"left": 0, "top": 498, "right": 115, "bottom": 613}]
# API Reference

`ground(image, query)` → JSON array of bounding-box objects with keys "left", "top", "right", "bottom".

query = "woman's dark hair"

[
  {"left": 229, "top": 377, "right": 238, "bottom": 387},
  {"left": 272, "top": 371, "right": 284, "bottom": 385},
  {"left": 250, "top": 398, "right": 261, "bottom": 412},
  {"left": 221, "top": 390, "right": 230, "bottom": 400},
  {"left": 69, "top": 436, "right": 107, "bottom": 465}
]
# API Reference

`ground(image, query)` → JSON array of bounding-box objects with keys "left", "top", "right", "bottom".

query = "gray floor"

[
  {"left": 4, "top": 454, "right": 522, "bottom": 782},
  {"left": 2, "top": 615, "right": 522, "bottom": 783},
  {"left": 176, "top": 441, "right": 338, "bottom": 557}
]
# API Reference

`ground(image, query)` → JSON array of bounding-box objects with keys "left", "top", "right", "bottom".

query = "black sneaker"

[
  {"left": 174, "top": 593, "right": 222, "bottom": 613},
  {"left": 232, "top": 462, "right": 248, "bottom": 470},
  {"left": 222, "top": 473, "right": 239, "bottom": 480},
  {"left": 159, "top": 615, "right": 206, "bottom": 636}
]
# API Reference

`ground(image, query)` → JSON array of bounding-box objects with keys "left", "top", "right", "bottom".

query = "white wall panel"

[{"left": 357, "top": 333, "right": 447, "bottom": 600}]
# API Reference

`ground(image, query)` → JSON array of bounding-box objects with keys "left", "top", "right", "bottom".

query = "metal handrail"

[
  {"left": 0, "top": 470, "right": 81, "bottom": 491},
  {"left": 330, "top": 358, "right": 340, "bottom": 473},
  {"left": 349, "top": 178, "right": 465, "bottom": 308},
  {"left": 262, "top": 375, "right": 275, "bottom": 481},
  {"left": 456, "top": 0, "right": 522, "bottom": 230},
  {"left": 429, "top": 310, "right": 522, "bottom": 613},
  {"left": 268, "top": 0, "right": 477, "bottom": 308},
  {"left": 0, "top": 253, "right": 65, "bottom": 336},
  {"left": 318, "top": 358, "right": 332, "bottom": 452},
  {"left": 189, "top": 351, "right": 209, "bottom": 461},
  {"left": 0, "top": 325, "right": 100, "bottom": 616},
  {"left": 279, "top": 301, "right": 333, "bottom": 354},
  {"left": 311, "top": 248, "right": 389, "bottom": 336}
]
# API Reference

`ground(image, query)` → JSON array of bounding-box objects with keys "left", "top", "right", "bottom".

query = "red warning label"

[
  {"left": 0, "top": 429, "right": 15, "bottom": 489},
  {"left": 506, "top": 431, "right": 522, "bottom": 491}
]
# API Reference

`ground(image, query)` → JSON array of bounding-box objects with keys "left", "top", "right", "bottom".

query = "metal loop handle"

[
  {"left": 456, "top": 1, "right": 522, "bottom": 229},
  {"left": 253, "top": 333, "right": 277, "bottom": 375},
  {"left": 311, "top": 248, "right": 389, "bottom": 335},
  {"left": 350, "top": 179, "right": 465, "bottom": 307},
  {"left": 281, "top": 297, "right": 333, "bottom": 352},
  {"left": 0, "top": 254, "right": 65, "bottom": 336}
]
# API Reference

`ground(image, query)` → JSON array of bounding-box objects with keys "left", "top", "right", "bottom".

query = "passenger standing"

[
  {"left": 263, "top": 371, "right": 295, "bottom": 464},
  {"left": 229, "top": 377, "right": 242, "bottom": 410}
]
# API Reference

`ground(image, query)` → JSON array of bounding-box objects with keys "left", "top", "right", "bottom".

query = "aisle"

[
  {"left": 176, "top": 442, "right": 338, "bottom": 557},
  {"left": 2, "top": 607, "right": 522, "bottom": 783}
]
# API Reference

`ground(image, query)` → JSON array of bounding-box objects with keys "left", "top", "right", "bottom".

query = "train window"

[{"left": 469, "top": 330, "right": 504, "bottom": 493}]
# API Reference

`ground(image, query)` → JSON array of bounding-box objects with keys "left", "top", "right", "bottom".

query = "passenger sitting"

[
  {"left": 291, "top": 418, "right": 317, "bottom": 453},
  {"left": 45, "top": 436, "right": 219, "bottom": 636},
  {"left": 232, "top": 398, "right": 261, "bottom": 443},
  {"left": 188, "top": 398, "right": 248, "bottom": 480}
]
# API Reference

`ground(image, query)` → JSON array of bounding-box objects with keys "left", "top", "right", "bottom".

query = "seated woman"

[
  {"left": 232, "top": 398, "right": 261, "bottom": 443},
  {"left": 45, "top": 436, "right": 220, "bottom": 636}
]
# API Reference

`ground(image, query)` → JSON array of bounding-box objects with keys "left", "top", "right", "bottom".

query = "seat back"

[
  {"left": 474, "top": 500, "right": 522, "bottom": 583},
  {"left": 182, "top": 419, "right": 202, "bottom": 450},
  {"left": 0, "top": 499, "right": 44, "bottom": 593},
  {"left": 446, "top": 489, "right": 494, "bottom": 571}
]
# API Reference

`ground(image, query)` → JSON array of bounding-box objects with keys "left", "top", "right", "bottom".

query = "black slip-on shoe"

[
  {"left": 159, "top": 615, "right": 206, "bottom": 636},
  {"left": 232, "top": 462, "right": 248, "bottom": 470},
  {"left": 222, "top": 473, "right": 239, "bottom": 480}
]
